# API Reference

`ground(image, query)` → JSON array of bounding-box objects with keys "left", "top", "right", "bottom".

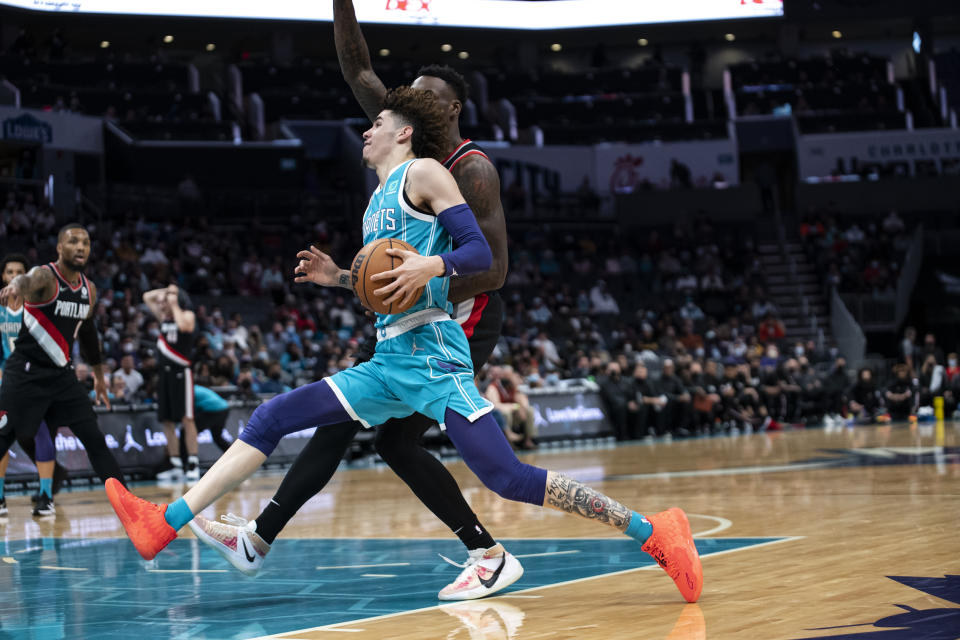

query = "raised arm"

[
  {"left": 333, "top": 0, "right": 388, "bottom": 122},
  {"left": 165, "top": 285, "right": 196, "bottom": 333},
  {"left": 142, "top": 286, "right": 169, "bottom": 320},
  {"left": 448, "top": 156, "right": 508, "bottom": 304},
  {"left": 0, "top": 265, "right": 57, "bottom": 306}
]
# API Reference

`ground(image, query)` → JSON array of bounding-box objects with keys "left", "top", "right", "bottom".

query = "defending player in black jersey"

[
  {"left": 0, "top": 224, "right": 126, "bottom": 511},
  {"left": 187, "top": 0, "right": 516, "bottom": 601},
  {"left": 143, "top": 285, "right": 199, "bottom": 482}
]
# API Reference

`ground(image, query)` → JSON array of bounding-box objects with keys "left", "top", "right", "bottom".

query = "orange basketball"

[{"left": 351, "top": 238, "right": 425, "bottom": 315}]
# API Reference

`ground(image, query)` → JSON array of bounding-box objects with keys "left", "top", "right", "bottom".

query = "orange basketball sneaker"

[
  {"left": 641, "top": 507, "right": 703, "bottom": 602},
  {"left": 105, "top": 478, "right": 177, "bottom": 560}
]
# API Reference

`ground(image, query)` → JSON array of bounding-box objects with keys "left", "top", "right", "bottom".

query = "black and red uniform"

[
  {"left": 156, "top": 320, "right": 194, "bottom": 422},
  {"left": 0, "top": 263, "right": 124, "bottom": 484}
]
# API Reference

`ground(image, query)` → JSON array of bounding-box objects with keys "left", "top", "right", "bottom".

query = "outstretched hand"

[
  {"left": 0, "top": 282, "right": 20, "bottom": 307},
  {"left": 294, "top": 245, "right": 342, "bottom": 287},
  {"left": 93, "top": 375, "right": 112, "bottom": 410},
  {"left": 370, "top": 248, "right": 443, "bottom": 310}
]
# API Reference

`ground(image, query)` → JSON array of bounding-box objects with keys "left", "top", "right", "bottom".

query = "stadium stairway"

[{"left": 758, "top": 241, "right": 831, "bottom": 346}]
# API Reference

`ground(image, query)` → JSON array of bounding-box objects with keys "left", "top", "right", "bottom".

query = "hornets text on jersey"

[{"left": 361, "top": 160, "right": 454, "bottom": 329}]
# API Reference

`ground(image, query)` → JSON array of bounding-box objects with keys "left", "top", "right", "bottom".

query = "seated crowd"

[{"left": 1, "top": 186, "right": 947, "bottom": 449}]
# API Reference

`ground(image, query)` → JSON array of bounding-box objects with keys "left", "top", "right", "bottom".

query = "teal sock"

[
  {"left": 625, "top": 511, "right": 653, "bottom": 544},
  {"left": 164, "top": 498, "right": 194, "bottom": 531},
  {"left": 0, "top": 477, "right": 5, "bottom": 500},
  {"left": 39, "top": 478, "right": 53, "bottom": 498}
]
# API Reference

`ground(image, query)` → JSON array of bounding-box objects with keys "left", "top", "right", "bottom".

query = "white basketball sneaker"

[
  {"left": 188, "top": 513, "right": 270, "bottom": 577},
  {"left": 437, "top": 543, "right": 524, "bottom": 601}
]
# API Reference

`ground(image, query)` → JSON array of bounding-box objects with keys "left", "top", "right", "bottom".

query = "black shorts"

[
  {"left": 354, "top": 291, "right": 503, "bottom": 373},
  {"left": 195, "top": 408, "right": 228, "bottom": 433},
  {"left": 0, "top": 355, "right": 96, "bottom": 441},
  {"left": 157, "top": 364, "right": 194, "bottom": 422}
]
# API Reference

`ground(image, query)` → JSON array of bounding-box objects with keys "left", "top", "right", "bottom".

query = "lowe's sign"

[{"left": 3, "top": 113, "right": 53, "bottom": 143}]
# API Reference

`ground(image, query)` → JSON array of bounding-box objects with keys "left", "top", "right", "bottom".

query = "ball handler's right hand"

[{"left": 294, "top": 245, "right": 342, "bottom": 287}]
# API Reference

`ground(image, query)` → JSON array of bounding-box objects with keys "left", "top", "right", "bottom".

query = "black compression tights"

[{"left": 254, "top": 415, "right": 494, "bottom": 550}]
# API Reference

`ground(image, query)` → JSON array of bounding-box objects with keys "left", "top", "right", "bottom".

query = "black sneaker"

[
  {"left": 0, "top": 497, "right": 7, "bottom": 517},
  {"left": 32, "top": 493, "right": 55, "bottom": 517}
]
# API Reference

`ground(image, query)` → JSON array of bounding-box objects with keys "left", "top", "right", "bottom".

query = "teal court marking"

[{"left": 0, "top": 536, "right": 793, "bottom": 640}]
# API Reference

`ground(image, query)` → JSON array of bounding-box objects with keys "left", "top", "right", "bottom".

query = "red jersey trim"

[
  {"left": 460, "top": 293, "right": 489, "bottom": 339},
  {"left": 442, "top": 139, "right": 473, "bottom": 165},
  {"left": 23, "top": 305, "right": 70, "bottom": 367},
  {"left": 51, "top": 262, "right": 83, "bottom": 291},
  {"left": 158, "top": 335, "right": 192, "bottom": 367},
  {"left": 447, "top": 149, "right": 490, "bottom": 172}
]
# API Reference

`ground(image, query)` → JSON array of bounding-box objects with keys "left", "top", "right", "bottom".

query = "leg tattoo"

[{"left": 544, "top": 472, "right": 631, "bottom": 531}]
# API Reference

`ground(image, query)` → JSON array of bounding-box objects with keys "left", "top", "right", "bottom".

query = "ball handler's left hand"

[
  {"left": 0, "top": 282, "right": 21, "bottom": 307},
  {"left": 94, "top": 375, "right": 112, "bottom": 410},
  {"left": 371, "top": 248, "right": 444, "bottom": 310}
]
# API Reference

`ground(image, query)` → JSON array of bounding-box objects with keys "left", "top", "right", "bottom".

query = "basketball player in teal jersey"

[
  {"left": 0, "top": 254, "right": 59, "bottom": 517},
  {"left": 107, "top": 87, "right": 703, "bottom": 604},
  {"left": 188, "top": 0, "right": 518, "bottom": 602}
]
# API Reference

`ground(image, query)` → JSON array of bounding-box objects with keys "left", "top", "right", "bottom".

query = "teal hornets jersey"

[
  {"left": 361, "top": 160, "right": 453, "bottom": 328},
  {"left": 0, "top": 304, "right": 22, "bottom": 368}
]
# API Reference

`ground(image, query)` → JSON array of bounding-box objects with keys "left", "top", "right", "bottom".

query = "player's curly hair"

[{"left": 382, "top": 85, "right": 448, "bottom": 162}]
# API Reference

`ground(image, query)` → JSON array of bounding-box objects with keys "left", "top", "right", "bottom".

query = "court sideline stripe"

[{"left": 247, "top": 536, "right": 804, "bottom": 639}]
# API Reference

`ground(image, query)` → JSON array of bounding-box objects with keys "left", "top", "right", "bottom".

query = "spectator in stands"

[
  {"left": 659, "top": 359, "right": 692, "bottom": 436},
  {"left": 688, "top": 361, "right": 721, "bottom": 434},
  {"left": 109, "top": 375, "right": 131, "bottom": 403},
  {"left": 946, "top": 353, "right": 960, "bottom": 386},
  {"left": 884, "top": 364, "right": 916, "bottom": 421},
  {"left": 798, "top": 359, "right": 825, "bottom": 421},
  {"left": 598, "top": 361, "right": 638, "bottom": 441},
  {"left": 778, "top": 359, "right": 803, "bottom": 423},
  {"left": 752, "top": 298, "right": 778, "bottom": 321},
  {"left": 260, "top": 362, "right": 291, "bottom": 394},
  {"left": 918, "top": 354, "right": 945, "bottom": 409},
  {"left": 901, "top": 327, "right": 918, "bottom": 374},
  {"left": 848, "top": 367, "right": 881, "bottom": 424},
  {"left": 679, "top": 298, "right": 705, "bottom": 322},
  {"left": 920, "top": 333, "right": 944, "bottom": 365},
  {"left": 527, "top": 297, "right": 552, "bottom": 326},
  {"left": 633, "top": 362, "right": 667, "bottom": 438},
  {"left": 882, "top": 210, "right": 905, "bottom": 235},
  {"left": 757, "top": 313, "right": 785, "bottom": 344},
  {"left": 589, "top": 280, "right": 619, "bottom": 315},
  {"left": 113, "top": 355, "right": 144, "bottom": 399},
  {"left": 484, "top": 366, "right": 535, "bottom": 449}
]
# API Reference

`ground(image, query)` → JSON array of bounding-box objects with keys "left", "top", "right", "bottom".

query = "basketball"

[{"left": 351, "top": 238, "right": 425, "bottom": 315}]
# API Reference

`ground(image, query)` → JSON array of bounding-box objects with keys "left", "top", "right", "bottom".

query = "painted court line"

[
  {"left": 611, "top": 461, "right": 835, "bottom": 481},
  {"left": 248, "top": 536, "right": 805, "bottom": 640},
  {"left": 38, "top": 565, "right": 87, "bottom": 571},
  {"left": 2, "top": 556, "right": 17, "bottom": 564},
  {"left": 14, "top": 546, "right": 42, "bottom": 554},
  {"left": 360, "top": 574, "right": 396, "bottom": 578},
  {"left": 512, "top": 550, "right": 580, "bottom": 559},
  {"left": 688, "top": 514, "right": 733, "bottom": 537},
  {"left": 147, "top": 569, "right": 228, "bottom": 573},
  {"left": 316, "top": 562, "right": 410, "bottom": 570}
]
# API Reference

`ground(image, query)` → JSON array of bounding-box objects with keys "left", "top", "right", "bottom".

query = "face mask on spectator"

[
  {"left": 147, "top": 327, "right": 159, "bottom": 338},
  {"left": 122, "top": 341, "right": 135, "bottom": 353},
  {"left": 950, "top": 358, "right": 957, "bottom": 367},
  {"left": 795, "top": 346, "right": 804, "bottom": 357}
]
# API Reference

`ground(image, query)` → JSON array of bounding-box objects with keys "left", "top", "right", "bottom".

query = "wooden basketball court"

[{"left": 1, "top": 423, "right": 957, "bottom": 639}]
